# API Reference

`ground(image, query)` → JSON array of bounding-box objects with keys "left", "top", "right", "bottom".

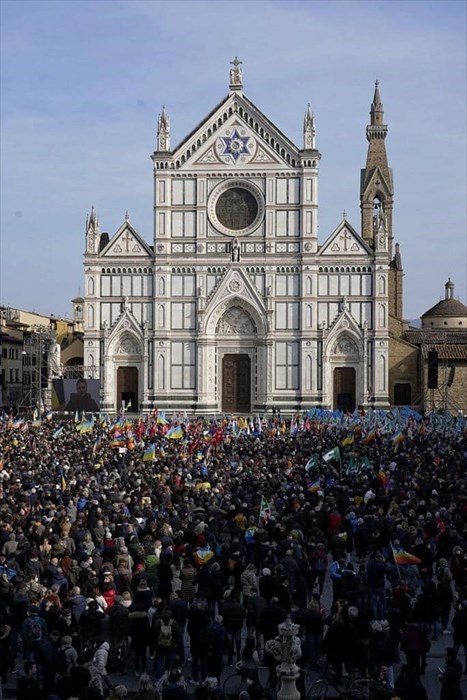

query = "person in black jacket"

[
  {"left": 452, "top": 599, "right": 467, "bottom": 672},
  {"left": 438, "top": 647, "right": 463, "bottom": 700},
  {"left": 367, "top": 551, "right": 388, "bottom": 621},
  {"left": 221, "top": 589, "right": 246, "bottom": 664},
  {"left": 201, "top": 615, "right": 225, "bottom": 681},
  {"left": 394, "top": 664, "right": 428, "bottom": 700},
  {"left": 187, "top": 594, "right": 210, "bottom": 683},
  {"left": 302, "top": 597, "right": 324, "bottom": 667},
  {"left": 16, "top": 661, "right": 40, "bottom": 700}
]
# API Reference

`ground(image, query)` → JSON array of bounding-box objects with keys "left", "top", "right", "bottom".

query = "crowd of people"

[{"left": 0, "top": 408, "right": 465, "bottom": 700}]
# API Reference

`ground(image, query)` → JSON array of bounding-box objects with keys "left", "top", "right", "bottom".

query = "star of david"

[{"left": 220, "top": 129, "right": 250, "bottom": 162}]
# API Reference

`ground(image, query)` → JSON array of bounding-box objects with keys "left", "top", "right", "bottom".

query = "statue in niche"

[
  {"left": 373, "top": 200, "right": 386, "bottom": 234},
  {"left": 231, "top": 238, "right": 241, "bottom": 262}
]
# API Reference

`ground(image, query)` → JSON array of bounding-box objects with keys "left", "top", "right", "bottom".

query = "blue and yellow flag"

[
  {"left": 167, "top": 425, "right": 184, "bottom": 440},
  {"left": 143, "top": 444, "right": 156, "bottom": 461}
]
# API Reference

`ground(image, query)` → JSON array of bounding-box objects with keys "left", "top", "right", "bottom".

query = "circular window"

[
  {"left": 208, "top": 180, "right": 265, "bottom": 236},
  {"left": 216, "top": 188, "right": 258, "bottom": 231}
]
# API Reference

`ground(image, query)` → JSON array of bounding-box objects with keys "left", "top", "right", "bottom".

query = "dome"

[{"left": 421, "top": 280, "right": 467, "bottom": 329}]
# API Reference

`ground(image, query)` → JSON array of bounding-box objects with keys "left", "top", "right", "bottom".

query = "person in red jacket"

[{"left": 100, "top": 571, "right": 117, "bottom": 609}]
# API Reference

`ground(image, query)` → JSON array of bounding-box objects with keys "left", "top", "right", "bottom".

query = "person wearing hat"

[{"left": 55, "top": 633, "right": 78, "bottom": 696}]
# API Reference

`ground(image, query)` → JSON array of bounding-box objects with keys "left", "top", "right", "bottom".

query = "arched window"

[
  {"left": 157, "top": 354, "right": 166, "bottom": 390},
  {"left": 306, "top": 354, "right": 312, "bottom": 391},
  {"left": 157, "top": 304, "right": 165, "bottom": 328},
  {"left": 379, "top": 303, "right": 386, "bottom": 327},
  {"left": 87, "top": 305, "right": 94, "bottom": 329}
]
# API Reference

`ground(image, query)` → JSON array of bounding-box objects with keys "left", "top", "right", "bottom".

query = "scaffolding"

[
  {"left": 419, "top": 333, "right": 462, "bottom": 415},
  {"left": 18, "top": 325, "right": 56, "bottom": 415}
]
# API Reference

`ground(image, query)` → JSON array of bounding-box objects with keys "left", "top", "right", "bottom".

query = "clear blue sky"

[{"left": 1, "top": 0, "right": 466, "bottom": 320}]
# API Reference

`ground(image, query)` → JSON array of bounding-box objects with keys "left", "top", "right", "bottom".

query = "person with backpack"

[
  {"left": 57, "top": 634, "right": 78, "bottom": 677},
  {"left": 21, "top": 604, "right": 48, "bottom": 663},
  {"left": 152, "top": 606, "right": 182, "bottom": 680}
]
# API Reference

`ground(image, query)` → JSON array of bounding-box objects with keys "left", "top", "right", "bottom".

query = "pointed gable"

[
  {"left": 319, "top": 220, "right": 373, "bottom": 258},
  {"left": 201, "top": 266, "right": 268, "bottom": 336},
  {"left": 100, "top": 221, "right": 153, "bottom": 258},
  {"left": 107, "top": 306, "right": 144, "bottom": 349},
  {"left": 360, "top": 165, "right": 393, "bottom": 199},
  {"left": 171, "top": 92, "right": 300, "bottom": 170}
]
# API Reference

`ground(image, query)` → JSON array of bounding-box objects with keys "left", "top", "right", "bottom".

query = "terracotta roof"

[
  {"left": 421, "top": 298, "right": 467, "bottom": 318},
  {"left": 431, "top": 345, "right": 467, "bottom": 360},
  {"left": 404, "top": 330, "right": 467, "bottom": 344}
]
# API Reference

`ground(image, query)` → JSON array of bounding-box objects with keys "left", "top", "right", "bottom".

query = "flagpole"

[{"left": 390, "top": 543, "right": 402, "bottom": 580}]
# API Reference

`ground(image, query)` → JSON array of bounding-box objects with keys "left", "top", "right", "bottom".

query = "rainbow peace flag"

[
  {"left": 109, "top": 438, "right": 126, "bottom": 449},
  {"left": 392, "top": 548, "right": 421, "bottom": 566},
  {"left": 363, "top": 430, "right": 376, "bottom": 445},
  {"left": 307, "top": 479, "right": 321, "bottom": 494}
]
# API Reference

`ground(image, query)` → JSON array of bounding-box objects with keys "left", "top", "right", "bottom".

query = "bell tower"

[{"left": 360, "top": 82, "right": 394, "bottom": 255}]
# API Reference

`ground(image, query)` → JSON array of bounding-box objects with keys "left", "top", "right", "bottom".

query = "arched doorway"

[
  {"left": 333, "top": 367, "right": 355, "bottom": 412},
  {"left": 117, "top": 366, "right": 138, "bottom": 411},
  {"left": 222, "top": 354, "right": 251, "bottom": 413}
]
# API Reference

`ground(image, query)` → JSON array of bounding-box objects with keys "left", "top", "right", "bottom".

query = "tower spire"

[
  {"left": 157, "top": 106, "right": 170, "bottom": 151},
  {"left": 85, "top": 206, "right": 99, "bottom": 254},
  {"left": 360, "top": 81, "right": 393, "bottom": 250},
  {"left": 370, "top": 80, "right": 384, "bottom": 126},
  {"left": 303, "top": 103, "right": 315, "bottom": 149}
]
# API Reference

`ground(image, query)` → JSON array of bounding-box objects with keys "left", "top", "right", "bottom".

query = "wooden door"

[
  {"left": 333, "top": 367, "right": 355, "bottom": 412},
  {"left": 117, "top": 366, "right": 138, "bottom": 411},
  {"left": 222, "top": 354, "right": 251, "bottom": 413}
]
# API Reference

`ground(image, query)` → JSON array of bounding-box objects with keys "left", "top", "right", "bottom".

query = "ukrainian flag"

[
  {"left": 166, "top": 425, "right": 184, "bottom": 440},
  {"left": 143, "top": 444, "right": 156, "bottom": 461}
]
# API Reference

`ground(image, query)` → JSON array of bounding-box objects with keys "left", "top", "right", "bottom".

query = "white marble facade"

[{"left": 83, "top": 63, "right": 391, "bottom": 414}]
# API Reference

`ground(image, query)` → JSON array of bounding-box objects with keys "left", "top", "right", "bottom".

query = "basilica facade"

[{"left": 83, "top": 61, "right": 402, "bottom": 415}]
